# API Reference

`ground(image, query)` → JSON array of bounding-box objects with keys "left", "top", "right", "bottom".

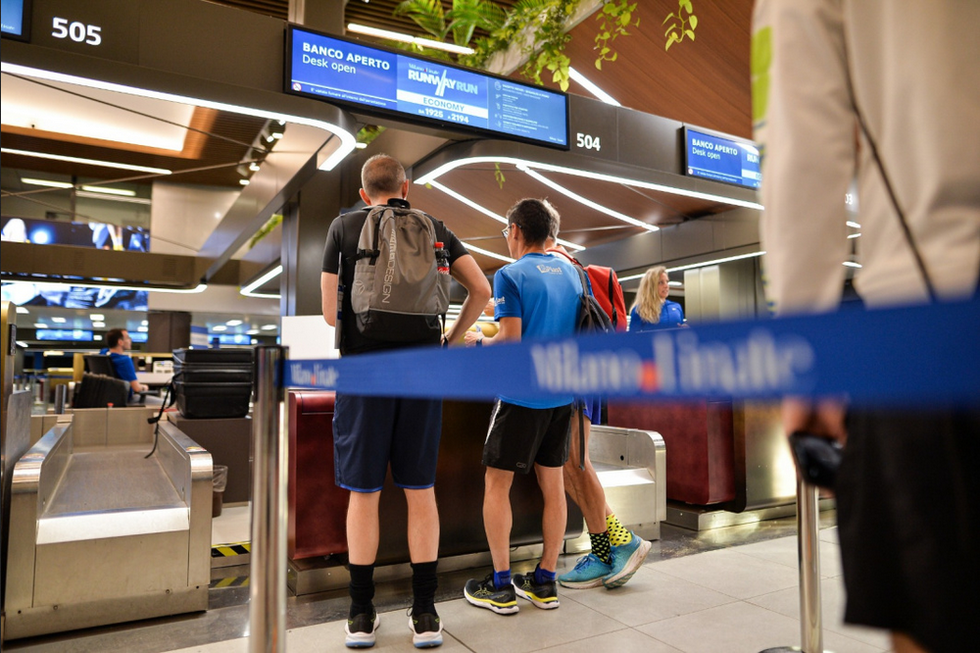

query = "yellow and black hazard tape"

[
  {"left": 211, "top": 541, "right": 251, "bottom": 558},
  {"left": 210, "top": 575, "right": 250, "bottom": 589}
]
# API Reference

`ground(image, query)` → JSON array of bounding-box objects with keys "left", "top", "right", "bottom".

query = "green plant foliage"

[
  {"left": 494, "top": 162, "right": 506, "bottom": 188},
  {"left": 395, "top": 0, "right": 506, "bottom": 50},
  {"left": 750, "top": 26, "right": 772, "bottom": 125},
  {"left": 662, "top": 0, "right": 698, "bottom": 52},
  {"left": 249, "top": 214, "right": 282, "bottom": 249},
  {"left": 594, "top": 1, "right": 639, "bottom": 71},
  {"left": 355, "top": 125, "right": 387, "bottom": 148}
]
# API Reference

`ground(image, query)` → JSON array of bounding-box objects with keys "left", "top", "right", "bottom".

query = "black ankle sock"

[
  {"left": 411, "top": 560, "right": 438, "bottom": 615},
  {"left": 348, "top": 563, "right": 375, "bottom": 617}
]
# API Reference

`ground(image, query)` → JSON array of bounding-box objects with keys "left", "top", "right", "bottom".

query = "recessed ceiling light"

[
  {"left": 260, "top": 324, "right": 278, "bottom": 331},
  {"left": 226, "top": 319, "right": 243, "bottom": 326},
  {"left": 137, "top": 326, "right": 148, "bottom": 332},
  {"left": 80, "top": 185, "right": 136, "bottom": 197},
  {"left": 16, "top": 306, "right": 29, "bottom": 314},
  {"left": 212, "top": 325, "right": 228, "bottom": 332},
  {"left": 90, "top": 313, "right": 104, "bottom": 321},
  {"left": 34, "top": 322, "right": 48, "bottom": 328},
  {"left": 92, "top": 321, "right": 106, "bottom": 328},
  {"left": 21, "top": 177, "right": 73, "bottom": 189},
  {"left": 141, "top": 320, "right": 148, "bottom": 326},
  {"left": 3, "top": 147, "right": 172, "bottom": 175},
  {"left": 51, "top": 316, "right": 66, "bottom": 323}
]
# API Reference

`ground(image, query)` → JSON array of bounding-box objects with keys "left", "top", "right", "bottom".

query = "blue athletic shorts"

[
  {"left": 333, "top": 393, "right": 442, "bottom": 492},
  {"left": 483, "top": 401, "right": 572, "bottom": 473},
  {"left": 581, "top": 396, "right": 602, "bottom": 424}
]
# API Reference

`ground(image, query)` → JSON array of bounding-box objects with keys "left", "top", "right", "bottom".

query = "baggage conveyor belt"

[{"left": 4, "top": 408, "right": 213, "bottom": 640}]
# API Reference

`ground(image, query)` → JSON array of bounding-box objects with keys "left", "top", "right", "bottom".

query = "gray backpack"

[{"left": 350, "top": 205, "right": 451, "bottom": 343}]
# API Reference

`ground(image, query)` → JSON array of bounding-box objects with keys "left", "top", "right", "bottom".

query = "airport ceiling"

[{"left": 1, "top": 0, "right": 754, "bottom": 272}]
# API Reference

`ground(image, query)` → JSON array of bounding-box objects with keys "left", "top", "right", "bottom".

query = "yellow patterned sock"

[{"left": 606, "top": 513, "right": 633, "bottom": 547}]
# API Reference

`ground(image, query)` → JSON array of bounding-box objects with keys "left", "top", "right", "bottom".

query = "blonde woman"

[{"left": 628, "top": 266, "right": 684, "bottom": 331}]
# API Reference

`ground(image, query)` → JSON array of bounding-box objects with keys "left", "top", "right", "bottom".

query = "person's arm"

[
  {"left": 753, "top": 0, "right": 852, "bottom": 438},
  {"left": 442, "top": 254, "right": 492, "bottom": 345},
  {"left": 321, "top": 272, "right": 338, "bottom": 327},
  {"left": 494, "top": 317, "right": 522, "bottom": 343},
  {"left": 753, "top": 0, "right": 852, "bottom": 315}
]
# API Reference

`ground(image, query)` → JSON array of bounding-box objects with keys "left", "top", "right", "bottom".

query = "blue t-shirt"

[
  {"left": 494, "top": 252, "right": 583, "bottom": 408},
  {"left": 628, "top": 300, "right": 685, "bottom": 332},
  {"left": 108, "top": 352, "right": 138, "bottom": 382}
]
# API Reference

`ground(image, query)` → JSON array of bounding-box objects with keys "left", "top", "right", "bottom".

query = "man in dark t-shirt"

[{"left": 320, "top": 154, "right": 490, "bottom": 648}]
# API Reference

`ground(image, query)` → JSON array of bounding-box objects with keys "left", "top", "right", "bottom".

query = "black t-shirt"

[{"left": 321, "top": 198, "right": 469, "bottom": 356}]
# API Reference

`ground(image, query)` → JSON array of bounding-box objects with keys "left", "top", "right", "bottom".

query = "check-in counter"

[
  {"left": 287, "top": 392, "right": 584, "bottom": 566},
  {"left": 607, "top": 399, "right": 795, "bottom": 513}
]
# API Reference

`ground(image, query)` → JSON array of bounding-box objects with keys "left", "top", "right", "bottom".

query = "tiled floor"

[{"left": 7, "top": 506, "right": 894, "bottom": 653}]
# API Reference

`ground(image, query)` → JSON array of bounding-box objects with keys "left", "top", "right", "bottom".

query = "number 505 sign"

[{"left": 51, "top": 17, "right": 102, "bottom": 45}]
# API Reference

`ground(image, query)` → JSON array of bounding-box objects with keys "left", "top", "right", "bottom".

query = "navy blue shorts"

[
  {"left": 483, "top": 401, "right": 572, "bottom": 473},
  {"left": 333, "top": 393, "right": 442, "bottom": 492},
  {"left": 581, "top": 396, "right": 602, "bottom": 424}
]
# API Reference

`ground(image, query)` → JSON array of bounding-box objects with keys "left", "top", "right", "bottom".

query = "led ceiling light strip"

[
  {"left": 416, "top": 156, "right": 764, "bottom": 212},
  {"left": 1, "top": 62, "right": 357, "bottom": 172},
  {"left": 240, "top": 264, "right": 283, "bottom": 299},
  {"left": 346, "top": 23, "right": 476, "bottom": 55},
  {"left": 521, "top": 166, "right": 659, "bottom": 233},
  {"left": 618, "top": 251, "right": 767, "bottom": 282},
  {"left": 2, "top": 279, "right": 207, "bottom": 294},
  {"left": 427, "top": 179, "right": 583, "bottom": 252},
  {"left": 4, "top": 147, "right": 171, "bottom": 175},
  {"left": 568, "top": 67, "right": 620, "bottom": 106}
]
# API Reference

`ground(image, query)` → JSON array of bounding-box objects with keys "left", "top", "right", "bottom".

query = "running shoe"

[
  {"left": 558, "top": 552, "right": 613, "bottom": 589},
  {"left": 512, "top": 572, "right": 560, "bottom": 609},
  {"left": 345, "top": 610, "right": 379, "bottom": 648},
  {"left": 603, "top": 535, "right": 652, "bottom": 588},
  {"left": 407, "top": 609, "right": 443, "bottom": 648},
  {"left": 463, "top": 574, "right": 519, "bottom": 615}
]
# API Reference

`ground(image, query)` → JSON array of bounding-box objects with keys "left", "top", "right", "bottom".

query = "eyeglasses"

[{"left": 502, "top": 223, "right": 519, "bottom": 238}]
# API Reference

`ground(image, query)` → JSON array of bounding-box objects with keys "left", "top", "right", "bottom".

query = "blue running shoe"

[
  {"left": 558, "top": 553, "right": 613, "bottom": 589},
  {"left": 603, "top": 535, "right": 652, "bottom": 588}
]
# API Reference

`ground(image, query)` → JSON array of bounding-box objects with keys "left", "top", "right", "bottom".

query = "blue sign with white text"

[
  {"left": 685, "top": 127, "right": 761, "bottom": 189},
  {"left": 287, "top": 27, "right": 568, "bottom": 148}
]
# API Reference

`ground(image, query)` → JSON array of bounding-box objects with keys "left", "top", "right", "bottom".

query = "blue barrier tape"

[{"left": 284, "top": 298, "right": 980, "bottom": 407}]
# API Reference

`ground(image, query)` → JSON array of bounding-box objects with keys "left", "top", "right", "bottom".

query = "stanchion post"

[
  {"left": 249, "top": 345, "right": 288, "bottom": 653},
  {"left": 758, "top": 476, "right": 825, "bottom": 653},
  {"left": 797, "top": 475, "right": 823, "bottom": 653}
]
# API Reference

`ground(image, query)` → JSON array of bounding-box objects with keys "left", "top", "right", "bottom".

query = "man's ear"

[
  {"left": 401, "top": 179, "right": 410, "bottom": 199},
  {"left": 359, "top": 188, "right": 371, "bottom": 205}
]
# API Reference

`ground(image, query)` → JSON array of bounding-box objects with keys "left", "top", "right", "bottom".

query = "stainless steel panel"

[
  {"left": 734, "top": 400, "right": 797, "bottom": 510},
  {"left": 34, "top": 531, "right": 190, "bottom": 605}
]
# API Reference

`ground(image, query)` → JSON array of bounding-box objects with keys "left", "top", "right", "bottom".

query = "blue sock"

[
  {"left": 534, "top": 566, "right": 556, "bottom": 585},
  {"left": 493, "top": 569, "right": 511, "bottom": 590}
]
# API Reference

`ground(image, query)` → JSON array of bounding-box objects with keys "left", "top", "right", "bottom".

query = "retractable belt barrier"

[{"left": 284, "top": 298, "right": 980, "bottom": 407}]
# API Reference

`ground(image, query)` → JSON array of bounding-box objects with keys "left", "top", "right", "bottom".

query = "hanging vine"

[
  {"left": 594, "top": 1, "right": 640, "bottom": 70},
  {"left": 662, "top": 0, "right": 698, "bottom": 51}
]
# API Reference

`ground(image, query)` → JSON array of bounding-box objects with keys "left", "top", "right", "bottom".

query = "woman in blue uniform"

[{"left": 628, "top": 266, "right": 684, "bottom": 331}]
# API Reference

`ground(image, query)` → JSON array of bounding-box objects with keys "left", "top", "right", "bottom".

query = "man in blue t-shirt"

[
  {"left": 103, "top": 328, "right": 147, "bottom": 398},
  {"left": 463, "top": 198, "right": 582, "bottom": 616}
]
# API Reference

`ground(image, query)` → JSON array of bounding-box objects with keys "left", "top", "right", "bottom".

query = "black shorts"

[
  {"left": 333, "top": 393, "right": 442, "bottom": 492},
  {"left": 837, "top": 408, "right": 980, "bottom": 652},
  {"left": 483, "top": 401, "right": 572, "bottom": 473}
]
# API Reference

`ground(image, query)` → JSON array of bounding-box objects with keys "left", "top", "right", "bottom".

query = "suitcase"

[{"left": 174, "top": 380, "right": 252, "bottom": 419}]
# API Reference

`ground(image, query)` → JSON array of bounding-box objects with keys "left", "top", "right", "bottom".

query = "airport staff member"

[{"left": 321, "top": 154, "right": 490, "bottom": 649}]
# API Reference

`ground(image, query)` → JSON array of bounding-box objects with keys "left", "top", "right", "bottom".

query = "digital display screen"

[
  {"left": 684, "top": 126, "right": 761, "bottom": 189},
  {"left": 1, "top": 0, "right": 31, "bottom": 41},
  {"left": 36, "top": 329, "right": 94, "bottom": 342},
  {"left": 1, "top": 281, "right": 150, "bottom": 311},
  {"left": 286, "top": 26, "right": 569, "bottom": 149},
  {"left": 2, "top": 217, "right": 149, "bottom": 251}
]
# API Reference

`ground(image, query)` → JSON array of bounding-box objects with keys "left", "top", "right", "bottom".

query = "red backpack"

[{"left": 548, "top": 248, "right": 627, "bottom": 331}]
